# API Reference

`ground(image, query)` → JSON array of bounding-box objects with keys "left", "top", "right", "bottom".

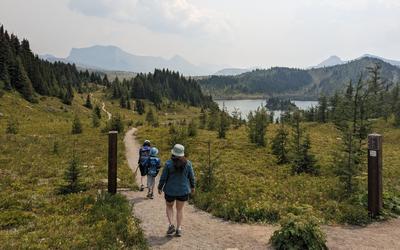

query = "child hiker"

[
  {"left": 138, "top": 140, "right": 151, "bottom": 191},
  {"left": 146, "top": 147, "right": 161, "bottom": 199}
]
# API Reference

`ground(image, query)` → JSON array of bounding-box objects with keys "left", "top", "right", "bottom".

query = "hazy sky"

[{"left": 1, "top": 0, "right": 399, "bottom": 68}]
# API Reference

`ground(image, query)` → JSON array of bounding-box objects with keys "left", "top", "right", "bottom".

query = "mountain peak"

[
  {"left": 62, "top": 44, "right": 223, "bottom": 75},
  {"left": 314, "top": 55, "right": 344, "bottom": 68}
]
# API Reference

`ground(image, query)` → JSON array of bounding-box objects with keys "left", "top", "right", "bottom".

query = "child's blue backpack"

[{"left": 148, "top": 157, "right": 161, "bottom": 177}]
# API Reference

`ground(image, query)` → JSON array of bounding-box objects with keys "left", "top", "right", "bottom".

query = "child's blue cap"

[{"left": 150, "top": 147, "right": 158, "bottom": 156}]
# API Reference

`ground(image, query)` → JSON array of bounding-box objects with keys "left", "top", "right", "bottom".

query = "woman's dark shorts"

[
  {"left": 139, "top": 164, "right": 147, "bottom": 177},
  {"left": 165, "top": 194, "right": 189, "bottom": 202}
]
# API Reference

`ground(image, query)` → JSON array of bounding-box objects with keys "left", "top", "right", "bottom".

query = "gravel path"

[
  {"left": 122, "top": 128, "right": 400, "bottom": 250},
  {"left": 102, "top": 102, "right": 112, "bottom": 120}
]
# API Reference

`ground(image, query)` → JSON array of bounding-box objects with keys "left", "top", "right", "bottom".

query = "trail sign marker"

[
  {"left": 368, "top": 134, "right": 382, "bottom": 216},
  {"left": 108, "top": 131, "right": 118, "bottom": 194}
]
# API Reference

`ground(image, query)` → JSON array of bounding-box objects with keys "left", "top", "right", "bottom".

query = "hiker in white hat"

[{"left": 158, "top": 144, "right": 195, "bottom": 237}]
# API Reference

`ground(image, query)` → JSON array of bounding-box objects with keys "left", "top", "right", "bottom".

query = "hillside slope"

[
  {"left": 0, "top": 92, "right": 146, "bottom": 249},
  {"left": 200, "top": 57, "right": 400, "bottom": 99}
]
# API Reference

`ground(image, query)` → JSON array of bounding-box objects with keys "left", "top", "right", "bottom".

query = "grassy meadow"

[
  {"left": 137, "top": 104, "right": 400, "bottom": 225},
  {"left": 0, "top": 91, "right": 147, "bottom": 249}
]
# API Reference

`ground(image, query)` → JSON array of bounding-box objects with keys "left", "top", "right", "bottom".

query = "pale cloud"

[{"left": 68, "top": 0, "right": 231, "bottom": 37}]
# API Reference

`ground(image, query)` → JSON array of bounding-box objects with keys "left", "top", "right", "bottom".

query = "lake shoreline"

[
  {"left": 212, "top": 96, "right": 318, "bottom": 102},
  {"left": 216, "top": 99, "right": 319, "bottom": 121}
]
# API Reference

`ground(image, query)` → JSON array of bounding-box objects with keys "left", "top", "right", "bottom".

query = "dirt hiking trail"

[{"left": 122, "top": 128, "right": 400, "bottom": 250}]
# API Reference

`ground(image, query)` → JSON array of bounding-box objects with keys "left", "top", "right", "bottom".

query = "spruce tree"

[
  {"left": 334, "top": 76, "right": 373, "bottom": 196},
  {"left": 120, "top": 95, "right": 127, "bottom": 109},
  {"left": 290, "top": 110, "right": 304, "bottom": 160},
  {"left": 135, "top": 100, "right": 145, "bottom": 115},
  {"left": 58, "top": 156, "right": 85, "bottom": 194},
  {"left": 92, "top": 111, "right": 100, "bottom": 128},
  {"left": 84, "top": 94, "right": 93, "bottom": 109},
  {"left": 127, "top": 97, "right": 131, "bottom": 110},
  {"left": 94, "top": 104, "right": 102, "bottom": 119},
  {"left": 394, "top": 101, "right": 400, "bottom": 127},
  {"left": 317, "top": 95, "right": 328, "bottom": 123},
  {"left": 168, "top": 124, "right": 190, "bottom": 156},
  {"left": 247, "top": 106, "right": 269, "bottom": 146},
  {"left": 198, "top": 141, "right": 219, "bottom": 192},
  {"left": 291, "top": 135, "right": 319, "bottom": 175},
  {"left": 108, "top": 113, "right": 124, "bottom": 133},
  {"left": 218, "top": 107, "right": 230, "bottom": 139},
  {"left": 207, "top": 107, "right": 219, "bottom": 131},
  {"left": 72, "top": 116, "right": 83, "bottom": 134},
  {"left": 0, "top": 60, "right": 11, "bottom": 90},
  {"left": 231, "top": 107, "right": 242, "bottom": 129},
  {"left": 188, "top": 119, "right": 198, "bottom": 137},
  {"left": 271, "top": 123, "right": 289, "bottom": 164},
  {"left": 10, "top": 57, "right": 36, "bottom": 102},
  {"left": 63, "top": 83, "right": 74, "bottom": 105},
  {"left": 391, "top": 83, "right": 399, "bottom": 113},
  {"left": 199, "top": 108, "right": 207, "bottom": 129},
  {"left": 146, "top": 108, "right": 157, "bottom": 126}
]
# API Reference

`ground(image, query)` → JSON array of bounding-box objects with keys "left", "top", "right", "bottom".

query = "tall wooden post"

[
  {"left": 368, "top": 134, "right": 383, "bottom": 216},
  {"left": 108, "top": 131, "right": 118, "bottom": 194}
]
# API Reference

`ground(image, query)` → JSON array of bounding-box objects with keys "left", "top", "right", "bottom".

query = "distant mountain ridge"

[
  {"left": 41, "top": 45, "right": 225, "bottom": 76},
  {"left": 200, "top": 57, "right": 400, "bottom": 99},
  {"left": 213, "top": 68, "right": 252, "bottom": 76},
  {"left": 312, "top": 54, "right": 400, "bottom": 69}
]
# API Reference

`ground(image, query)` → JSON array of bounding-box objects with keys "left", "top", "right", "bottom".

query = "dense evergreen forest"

[
  {"left": 108, "top": 69, "right": 214, "bottom": 108},
  {"left": 0, "top": 25, "right": 212, "bottom": 108},
  {"left": 0, "top": 25, "right": 110, "bottom": 104},
  {"left": 199, "top": 57, "right": 400, "bottom": 99}
]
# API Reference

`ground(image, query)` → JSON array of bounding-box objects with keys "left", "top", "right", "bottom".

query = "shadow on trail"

[
  {"left": 147, "top": 235, "right": 174, "bottom": 247},
  {"left": 131, "top": 196, "right": 147, "bottom": 205}
]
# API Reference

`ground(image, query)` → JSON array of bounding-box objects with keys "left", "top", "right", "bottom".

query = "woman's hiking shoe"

[
  {"left": 175, "top": 228, "right": 182, "bottom": 237},
  {"left": 166, "top": 225, "right": 175, "bottom": 235},
  {"left": 139, "top": 185, "right": 144, "bottom": 191}
]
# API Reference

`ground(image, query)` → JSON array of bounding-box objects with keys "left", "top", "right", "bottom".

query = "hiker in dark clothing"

[
  {"left": 138, "top": 140, "right": 151, "bottom": 191},
  {"left": 158, "top": 144, "right": 195, "bottom": 237}
]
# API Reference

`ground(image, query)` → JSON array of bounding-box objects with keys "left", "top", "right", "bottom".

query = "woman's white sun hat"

[{"left": 171, "top": 144, "right": 185, "bottom": 157}]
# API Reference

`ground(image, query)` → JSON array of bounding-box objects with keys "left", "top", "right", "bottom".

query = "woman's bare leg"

[
  {"left": 176, "top": 200, "right": 185, "bottom": 229},
  {"left": 166, "top": 201, "right": 174, "bottom": 225}
]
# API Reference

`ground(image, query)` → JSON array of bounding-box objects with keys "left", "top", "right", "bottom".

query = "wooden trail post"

[
  {"left": 368, "top": 134, "right": 383, "bottom": 216},
  {"left": 108, "top": 131, "right": 118, "bottom": 194}
]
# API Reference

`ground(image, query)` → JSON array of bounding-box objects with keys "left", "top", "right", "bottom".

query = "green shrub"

[
  {"left": 145, "top": 108, "right": 158, "bottom": 127},
  {"left": 187, "top": 119, "right": 198, "bottom": 137},
  {"left": 6, "top": 118, "right": 19, "bottom": 134},
  {"left": 53, "top": 141, "right": 60, "bottom": 154},
  {"left": 87, "top": 192, "right": 147, "bottom": 249},
  {"left": 135, "top": 120, "right": 144, "bottom": 127},
  {"left": 103, "top": 113, "right": 124, "bottom": 133},
  {"left": 0, "top": 210, "right": 35, "bottom": 230},
  {"left": 339, "top": 204, "right": 370, "bottom": 225},
  {"left": 168, "top": 124, "right": 190, "bottom": 155},
  {"left": 92, "top": 112, "right": 100, "bottom": 128},
  {"left": 71, "top": 116, "right": 83, "bottom": 134},
  {"left": 270, "top": 213, "right": 327, "bottom": 250},
  {"left": 383, "top": 192, "right": 400, "bottom": 216}
]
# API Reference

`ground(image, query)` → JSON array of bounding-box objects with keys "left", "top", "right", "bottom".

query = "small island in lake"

[{"left": 265, "top": 97, "right": 297, "bottom": 111}]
